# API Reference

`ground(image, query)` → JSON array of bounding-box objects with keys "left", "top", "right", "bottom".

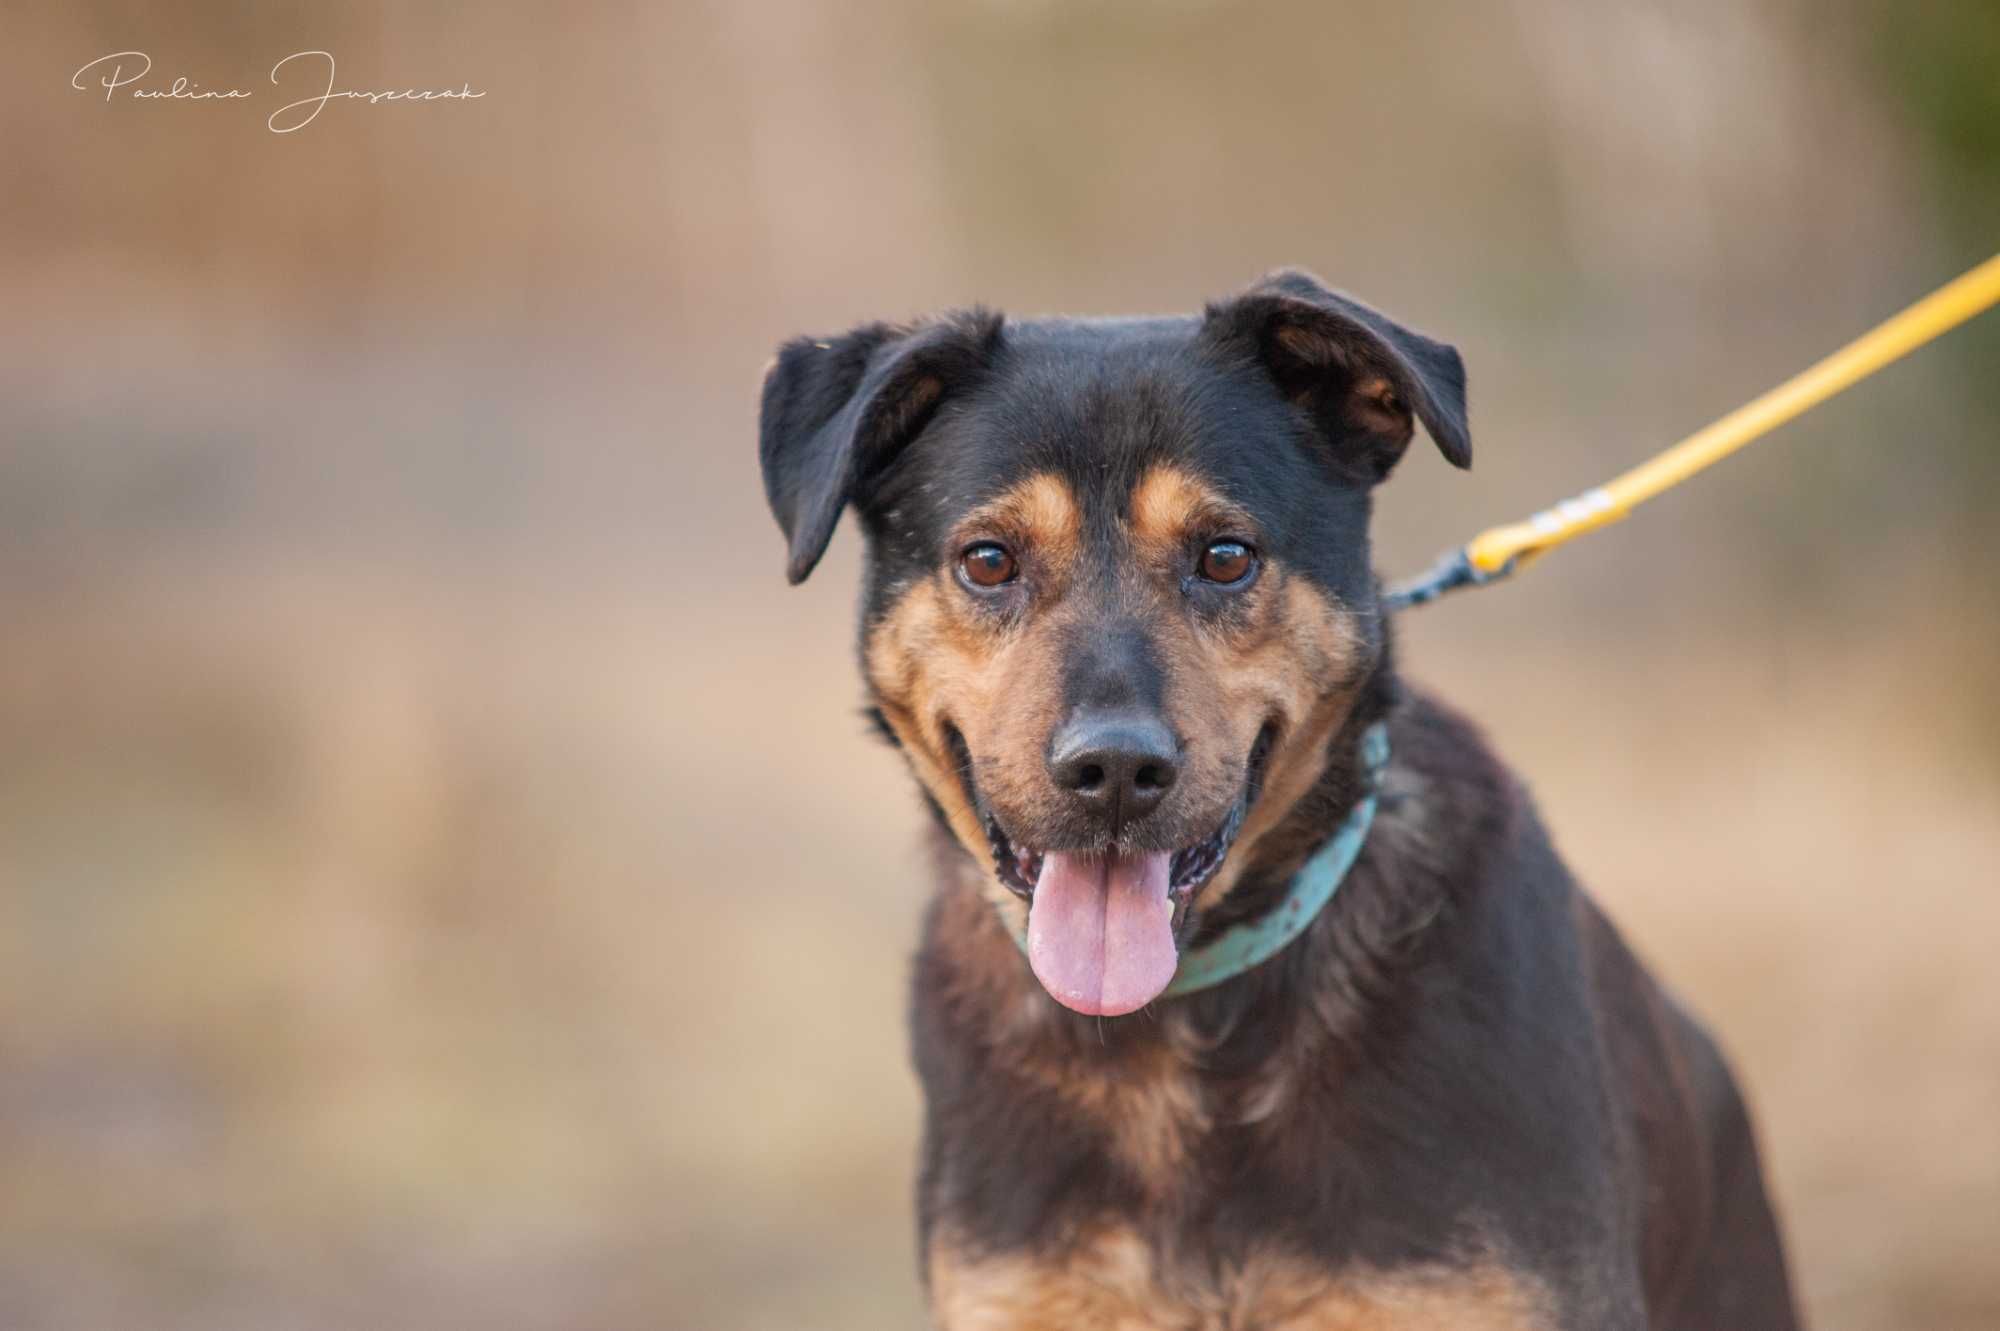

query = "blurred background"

[{"left": 4, "top": 2, "right": 1997, "bottom": 1327}]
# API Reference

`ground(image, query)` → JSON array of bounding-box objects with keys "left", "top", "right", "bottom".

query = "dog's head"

[{"left": 759, "top": 270, "right": 1469, "bottom": 1016}]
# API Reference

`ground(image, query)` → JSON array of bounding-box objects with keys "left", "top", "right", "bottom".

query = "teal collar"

[{"left": 1004, "top": 721, "right": 1391, "bottom": 998}]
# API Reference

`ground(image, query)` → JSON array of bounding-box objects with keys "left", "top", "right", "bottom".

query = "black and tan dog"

[{"left": 759, "top": 271, "right": 1800, "bottom": 1329}]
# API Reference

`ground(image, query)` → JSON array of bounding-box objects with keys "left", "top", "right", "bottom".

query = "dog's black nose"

[{"left": 1048, "top": 711, "right": 1179, "bottom": 824}]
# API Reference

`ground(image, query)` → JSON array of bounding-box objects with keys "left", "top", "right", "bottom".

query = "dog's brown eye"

[
  {"left": 1198, "top": 540, "right": 1255, "bottom": 585},
  {"left": 960, "top": 543, "right": 1017, "bottom": 588}
]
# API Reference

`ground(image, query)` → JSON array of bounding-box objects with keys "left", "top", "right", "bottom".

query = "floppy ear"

[
  {"left": 759, "top": 310, "right": 1003, "bottom": 584},
  {"left": 1201, "top": 268, "right": 1469, "bottom": 484}
]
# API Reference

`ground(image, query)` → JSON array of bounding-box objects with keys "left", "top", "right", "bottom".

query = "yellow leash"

[{"left": 1387, "top": 253, "right": 2000, "bottom": 609}]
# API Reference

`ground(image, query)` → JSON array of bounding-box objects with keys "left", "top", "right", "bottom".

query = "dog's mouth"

[{"left": 950, "top": 723, "right": 1278, "bottom": 1017}]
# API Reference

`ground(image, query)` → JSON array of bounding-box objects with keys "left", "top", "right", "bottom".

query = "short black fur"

[{"left": 759, "top": 270, "right": 1800, "bottom": 1330}]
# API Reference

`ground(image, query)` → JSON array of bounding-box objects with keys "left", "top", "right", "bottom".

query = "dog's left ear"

[
  {"left": 759, "top": 310, "right": 1003, "bottom": 584},
  {"left": 1201, "top": 269, "right": 1469, "bottom": 483}
]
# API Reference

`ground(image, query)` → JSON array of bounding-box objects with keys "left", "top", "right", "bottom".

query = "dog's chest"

[
  {"left": 923, "top": 1032, "right": 1553, "bottom": 1330},
  {"left": 927, "top": 1227, "right": 1552, "bottom": 1330}
]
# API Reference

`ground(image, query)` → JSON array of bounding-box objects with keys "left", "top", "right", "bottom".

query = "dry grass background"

[{"left": 3, "top": 2, "right": 1998, "bottom": 1328}]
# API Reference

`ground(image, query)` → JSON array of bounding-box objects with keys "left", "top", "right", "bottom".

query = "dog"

[{"left": 758, "top": 270, "right": 1801, "bottom": 1329}]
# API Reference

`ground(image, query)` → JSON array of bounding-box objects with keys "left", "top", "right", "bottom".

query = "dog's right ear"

[{"left": 759, "top": 310, "right": 1003, "bottom": 584}]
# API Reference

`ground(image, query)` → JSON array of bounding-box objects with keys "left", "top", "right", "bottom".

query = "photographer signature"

[{"left": 71, "top": 50, "right": 485, "bottom": 134}]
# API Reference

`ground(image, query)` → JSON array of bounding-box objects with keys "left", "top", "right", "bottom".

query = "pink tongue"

[{"left": 1026, "top": 850, "right": 1178, "bottom": 1016}]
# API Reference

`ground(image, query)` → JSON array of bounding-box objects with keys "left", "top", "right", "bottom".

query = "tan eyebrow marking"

[
  {"left": 953, "top": 471, "right": 1082, "bottom": 575},
  {"left": 1128, "top": 463, "right": 1254, "bottom": 563}
]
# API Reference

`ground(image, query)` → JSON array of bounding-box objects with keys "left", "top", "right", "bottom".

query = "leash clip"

[{"left": 1382, "top": 547, "right": 1515, "bottom": 611}]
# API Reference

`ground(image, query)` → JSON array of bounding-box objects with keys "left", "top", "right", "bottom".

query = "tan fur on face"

[
  {"left": 865, "top": 472, "right": 1084, "bottom": 917},
  {"left": 1128, "top": 464, "right": 1256, "bottom": 567},
  {"left": 1124, "top": 465, "right": 1367, "bottom": 907},
  {"left": 1202, "top": 582, "right": 1364, "bottom": 899},
  {"left": 869, "top": 463, "right": 1367, "bottom": 924},
  {"left": 989, "top": 471, "right": 1082, "bottom": 575},
  {"left": 928, "top": 1227, "right": 1554, "bottom": 1330}
]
